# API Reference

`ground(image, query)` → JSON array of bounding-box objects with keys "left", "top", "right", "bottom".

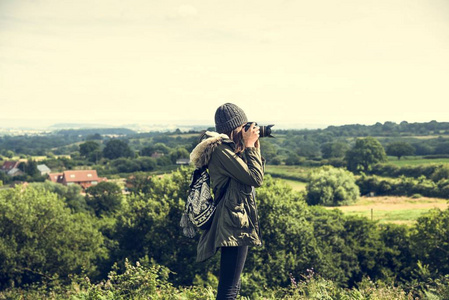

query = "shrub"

[
  {"left": 0, "top": 260, "right": 216, "bottom": 299},
  {"left": 306, "top": 166, "right": 360, "bottom": 206},
  {"left": 411, "top": 209, "right": 449, "bottom": 276},
  {"left": 0, "top": 186, "right": 107, "bottom": 288},
  {"left": 356, "top": 174, "right": 448, "bottom": 199},
  {"left": 369, "top": 163, "right": 449, "bottom": 182}
]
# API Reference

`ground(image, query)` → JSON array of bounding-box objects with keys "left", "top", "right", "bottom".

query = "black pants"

[{"left": 216, "top": 246, "right": 248, "bottom": 300}]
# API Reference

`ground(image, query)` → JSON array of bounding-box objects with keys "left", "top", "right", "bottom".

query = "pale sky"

[{"left": 1, "top": 0, "right": 448, "bottom": 129}]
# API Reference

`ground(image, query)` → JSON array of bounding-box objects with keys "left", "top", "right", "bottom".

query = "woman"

[{"left": 189, "top": 103, "right": 264, "bottom": 299}]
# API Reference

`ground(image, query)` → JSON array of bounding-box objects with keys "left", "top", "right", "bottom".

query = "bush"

[
  {"left": 368, "top": 163, "right": 449, "bottom": 182},
  {"left": 411, "top": 209, "right": 449, "bottom": 276},
  {"left": 356, "top": 174, "right": 448, "bottom": 199},
  {"left": 306, "top": 166, "right": 360, "bottom": 206},
  {"left": 0, "top": 259, "right": 215, "bottom": 299},
  {"left": 0, "top": 186, "right": 107, "bottom": 288}
]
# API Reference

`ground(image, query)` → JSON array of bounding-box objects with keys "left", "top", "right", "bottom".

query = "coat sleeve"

[{"left": 213, "top": 144, "right": 264, "bottom": 187}]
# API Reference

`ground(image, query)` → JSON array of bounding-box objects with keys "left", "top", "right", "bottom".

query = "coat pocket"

[{"left": 223, "top": 193, "right": 249, "bottom": 229}]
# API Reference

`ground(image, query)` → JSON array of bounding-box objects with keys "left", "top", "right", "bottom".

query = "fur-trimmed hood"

[{"left": 190, "top": 131, "right": 231, "bottom": 168}]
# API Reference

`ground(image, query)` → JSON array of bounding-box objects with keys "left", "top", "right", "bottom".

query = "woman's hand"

[{"left": 242, "top": 123, "right": 260, "bottom": 148}]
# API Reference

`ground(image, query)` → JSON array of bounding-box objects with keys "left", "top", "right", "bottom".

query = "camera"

[{"left": 243, "top": 122, "right": 275, "bottom": 138}]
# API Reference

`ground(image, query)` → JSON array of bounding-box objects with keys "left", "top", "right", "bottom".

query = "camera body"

[{"left": 244, "top": 122, "right": 275, "bottom": 138}]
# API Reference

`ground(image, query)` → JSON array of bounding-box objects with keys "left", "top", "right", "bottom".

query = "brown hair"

[{"left": 224, "top": 125, "right": 245, "bottom": 154}]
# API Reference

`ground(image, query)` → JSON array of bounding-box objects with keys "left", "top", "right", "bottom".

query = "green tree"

[
  {"left": 103, "top": 139, "right": 134, "bottom": 160},
  {"left": 260, "top": 140, "right": 278, "bottom": 162},
  {"left": 346, "top": 137, "right": 387, "bottom": 172},
  {"left": 169, "top": 147, "right": 190, "bottom": 164},
  {"left": 85, "top": 181, "right": 123, "bottom": 217},
  {"left": 411, "top": 208, "right": 449, "bottom": 277},
  {"left": 111, "top": 158, "right": 141, "bottom": 173},
  {"left": 79, "top": 141, "right": 100, "bottom": 157},
  {"left": 306, "top": 166, "right": 359, "bottom": 206},
  {"left": 86, "top": 133, "right": 103, "bottom": 140},
  {"left": 321, "top": 142, "right": 349, "bottom": 159},
  {"left": 140, "top": 145, "right": 156, "bottom": 157},
  {"left": 18, "top": 159, "right": 39, "bottom": 177},
  {"left": 153, "top": 143, "right": 171, "bottom": 155},
  {"left": 30, "top": 181, "right": 88, "bottom": 213},
  {"left": 270, "top": 156, "right": 282, "bottom": 165},
  {"left": 306, "top": 207, "right": 389, "bottom": 286},
  {"left": 386, "top": 142, "right": 415, "bottom": 160},
  {"left": 285, "top": 152, "right": 302, "bottom": 165},
  {"left": 0, "top": 186, "right": 106, "bottom": 288},
  {"left": 112, "top": 167, "right": 207, "bottom": 286},
  {"left": 4, "top": 150, "right": 14, "bottom": 159},
  {"left": 137, "top": 157, "right": 157, "bottom": 172},
  {"left": 126, "top": 172, "right": 155, "bottom": 194},
  {"left": 244, "top": 176, "right": 321, "bottom": 292}
]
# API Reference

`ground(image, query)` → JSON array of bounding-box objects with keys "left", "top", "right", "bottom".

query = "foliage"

[
  {"left": 346, "top": 137, "right": 387, "bottom": 172},
  {"left": 112, "top": 167, "right": 218, "bottom": 287},
  {"left": 285, "top": 152, "right": 303, "bottom": 165},
  {"left": 411, "top": 209, "right": 449, "bottom": 277},
  {"left": 41, "top": 156, "right": 75, "bottom": 171},
  {"left": 321, "top": 142, "right": 349, "bottom": 159},
  {"left": 103, "top": 139, "right": 135, "bottom": 160},
  {"left": 168, "top": 147, "right": 190, "bottom": 163},
  {"left": 85, "top": 181, "right": 123, "bottom": 217},
  {"left": 8, "top": 263, "right": 449, "bottom": 299},
  {"left": 243, "top": 176, "right": 320, "bottom": 295},
  {"left": 386, "top": 142, "right": 415, "bottom": 160},
  {"left": 368, "top": 163, "right": 449, "bottom": 182},
  {"left": 356, "top": 174, "right": 449, "bottom": 199},
  {"left": 1, "top": 155, "right": 449, "bottom": 298},
  {"left": 18, "top": 159, "right": 39, "bottom": 176},
  {"left": 306, "top": 166, "right": 359, "bottom": 206},
  {"left": 140, "top": 145, "right": 156, "bottom": 156},
  {"left": 260, "top": 139, "right": 278, "bottom": 162},
  {"left": 0, "top": 186, "right": 107, "bottom": 288},
  {"left": 110, "top": 157, "right": 157, "bottom": 173},
  {"left": 29, "top": 181, "right": 88, "bottom": 213},
  {"left": 79, "top": 141, "right": 100, "bottom": 157}
]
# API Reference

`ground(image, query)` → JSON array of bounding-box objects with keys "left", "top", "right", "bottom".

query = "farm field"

[
  {"left": 6, "top": 155, "right": 71, "bottom": 162},
  {"left": 326, "top": 196, "right": 449, "bottom": 225},
  {"left": 387, "top": 156, "right": 449, "bottom": 166}
]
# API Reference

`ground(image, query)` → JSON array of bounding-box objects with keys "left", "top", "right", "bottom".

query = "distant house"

[
  {"left": 48, "top": 172, "right": 64, "bottom": 183},
  {"left": 37, "top": 164, "right": 51, "bottom": 176},
  {"left": 48, "top": 170, "right": 107, "bottom": 190},
  {"left": 176, "top": 158, "right": 190, "bottom": 165},
  {"left": 1, "top": 161, "right": 20, "bottom": 173},
  {"left": 0, "top": 161, "right": 24, "bottom": 177},
  {"left": 7, "top": 168, "right": 24, "bottom": 177}
]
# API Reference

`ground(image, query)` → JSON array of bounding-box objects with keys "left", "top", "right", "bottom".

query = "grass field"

[
  {"left": 326, "top": 196, "right": 449, "bottom": 225},
  {"left": 280, "top": 179, "right": 307, "bottom": 191},
  {"left": 387, "top": 156, "right": 449, "bottom": 166}
]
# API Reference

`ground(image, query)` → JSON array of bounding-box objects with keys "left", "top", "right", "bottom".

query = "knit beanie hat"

[{"left": 214, "top": 103, "right": 248, "bottom": 134}]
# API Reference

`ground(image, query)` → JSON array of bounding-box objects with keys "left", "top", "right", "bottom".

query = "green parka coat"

[{"left": 190, "top": 131, "right": 264, "bottom": 262}]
